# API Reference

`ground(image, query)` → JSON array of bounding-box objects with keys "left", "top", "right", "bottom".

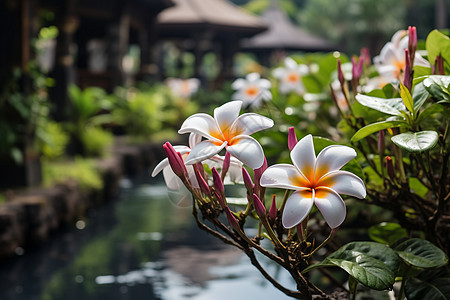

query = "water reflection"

[{"left": 0, "top": 173, "right": 293, "bottom": 300}]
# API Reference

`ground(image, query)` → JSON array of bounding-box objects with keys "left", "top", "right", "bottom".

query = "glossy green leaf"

[
  {"left": 405, "top": 269, "right": 450, "bottom": 300},
  {"left": 423, "top": 75, "right": 450, "bottom": 103},
  {"left": 391, "top": 131, "right": 438, "bottom": 153},
  {"left": 417, "top": 103, "right": 445, "bottom": 124},
  {"left": 412, "top": 82, "right": 430, "bottom": 111},
  {"left": 355, "top": 94, "right": 406, "bottom": 115},
  {"left": 394, "top": 238, "right": 448, "bottom": 269},
  {"left": 303, "top": 242, "right": 399, "bottom": 290},
  {"left": 351, "top": 120, "right": 407, "bottom": 142},
  {"left": 368, "top": 222, "right": 408, "bottom": 245},
  {"left": 399, "top": 82, "right": 414, "bottom": 113},
  {"left": 426, "top": 30, "right": 450, "bottom": 67}
]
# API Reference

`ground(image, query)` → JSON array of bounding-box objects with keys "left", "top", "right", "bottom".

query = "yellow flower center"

[{"left": 245, "top": 86, "right": 259, "bottom": 97}]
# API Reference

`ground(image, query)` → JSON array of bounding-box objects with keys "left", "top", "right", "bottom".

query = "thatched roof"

[
  {"left": 156, "top": 0, "right": 267, "bottom": 39},
  {"left": 241, "top": 4, "right": 335, "bottom": 52}
]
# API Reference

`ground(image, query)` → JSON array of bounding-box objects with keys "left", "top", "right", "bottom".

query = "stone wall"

[{"left": 0, "top": 140, "right": 166, "bottom": 258}]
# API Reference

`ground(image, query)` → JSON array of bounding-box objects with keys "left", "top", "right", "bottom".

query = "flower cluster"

[{"left": 153, "top": 100, "right": 366, "bottom": 233}]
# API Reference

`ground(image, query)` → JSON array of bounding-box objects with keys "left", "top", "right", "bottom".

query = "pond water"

[{"left": 0, "top": 173, "right": 297, "bottom": 300}]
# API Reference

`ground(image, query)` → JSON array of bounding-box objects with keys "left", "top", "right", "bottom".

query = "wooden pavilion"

[
  {"left": 240, "top": 4, "right": 336, "bottom": 66},
  {"left": 155, "top": 0, "right": 268, "bottom": 83}
]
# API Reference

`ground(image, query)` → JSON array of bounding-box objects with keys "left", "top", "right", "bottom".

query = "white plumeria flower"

[
  {"left": 151, "top": 134, "right": 243, "bottom": 190},
  {"left": 260, "top": 134, "right": 366, "bottom": 229},
  {"left": 273, "top": 57, "right": 309, "bottom": 95},
  {"left": 373, "top": 30, "right": 430, "bottom": 84},
  {"left": 179, "top": 101, "right": 273, "bottom": 169},
  {"left": 166, "top": 77, "right": 200, "bottom": 99},
  {"left": 231, "top": 73, "right": 272, "bottom": 108}
]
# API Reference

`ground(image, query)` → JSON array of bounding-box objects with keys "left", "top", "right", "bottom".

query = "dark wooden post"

[{"left": 49, "top": 0, "right": 78, "bottom": 121}]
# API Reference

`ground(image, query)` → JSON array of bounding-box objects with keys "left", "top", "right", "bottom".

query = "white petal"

[
  {"left": 214, "top": 101, "right": 242, "bottom": 136},
  {"left": 232, "top": 78, "right": 247, "bottom": 90},
  {"left": 414, "top": 53, "right": 431, "bottom": 68},
  {"left": 260, "top": 164, "right": 309, "bottom": 190},
  {"left": 261, "top": 90, "right": 273, "bottom": 100},
  {"left": 227, "top": 135, "right": 264, "bottom": 169},
  {"left": 291, "top": 134, "right": 316, "bottom": 182},
  {"left": 317, "top": 170, "right": 366, "bottom": 199},
  {"left": 179, "top": 113, "right": 223, "bottom": 141},
  {"left": 282, "top": 190, "right": 314, "bottom": 228},
  {"left": 246, "top": 72, "right": 261, "bottom": 82},
  {"left": 314, "top": 187, "right": 346, "bottom": 229},
  {"left": 185, "top": 141, "right": 226, "bottom": 165},
  {"left": 298, "top": 64, "right": 309, "bottom": 75},
  {"left": 314, "top": 145, "right": 356, "bottom": 181},
  {"left": 284, "top": 57, "right": 298, "bottom": 70},
  {"left": 230, "top": 113, "right": 274, "bottom": 137},
  {"left": 258, "top": 78, "right": 271, "bottom": 89},
  {"left": 186, "top": 165, "right": 199, "bottom": 188},
  {"left": 273, "top": 67, "right": 286, "bottom": 79},
  {"left": 152, "top": 158, "right": 169, "bottom": 177},
  {"left": 188, "top": 133, "right": 202, "bottom": 149},
  {"left": 163, "top": 166, "right": 184, "bottom": 190}
]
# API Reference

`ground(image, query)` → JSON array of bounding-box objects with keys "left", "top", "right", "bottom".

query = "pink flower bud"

[
  {"left": 242, "top": 167, "right": 254, "bottom": 195},
  {"left": 254, "top": 156, "right": 267, "bottom": 199},
  {"left": 352, "top": 56, "right": 363, "bottom": 82},
  {"left": 163, "top": 142, "right": 187, "bottom": 178},
  {"left": 403, "top": 49, "right": 412, "bottom": 91},
  {"left": 436, "top": 55, "right": 445, "bottom": 75},
  {"left": 195, "top": 170, "right": 210, "bottom": 196},
  {"left": 269, "top": 195, "right": 277, "bottom": 220},
  {"left": 212, "top": 167, "right": 225, "bottom": 200},
  {"left": 386, "top": 156, "right": 396, "bottom": 181},
  {"left": 288, "top": 127, "right": 298, "bottom": 151},
  {"left": 360, "top": 48, "right": 371, "bottom": 66},
  {"left": 221, "top": 151, "right": 231, "bottom": 181},
  {"left": 214, "top": 191, "right": 226, "bottom": 208},
  {"left": 337, "top": 59, "right": 345, "bottom": 86},
  {"left": 378, "top": 130, "right": 385, "bottom": 155},
  {"left": 253, "top": 193, "right": 266, "bottom": 220},
  {"left": 408, "top": 26, "right": 417, "bottom": 65},
  {"left": 224, "top": 206, "right": 240, "bottom": 231}
]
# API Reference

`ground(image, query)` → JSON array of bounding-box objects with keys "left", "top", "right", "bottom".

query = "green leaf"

[
  {"left": 412, "top": 82, "right": 430, "bottom": 111},
  {"left": 405, "top": 269, "right": 450, "bottom": 300},
  {"left": 423, "top": 75, "right": 450, "bottom": 103},
  {"left": 368, "top": 222, "right": 408, "bottom": 245},
  {"left": 399, "top": 82, "right": 414, "bottom": 113},
  {"left": 417, "top": 103, "right": 445, "bottom": 124},
  {"left": 351, "top": 120, "right": 408, "bottom": 142},
  {"left": 303, "top": 242, "right": 400, "bottom": 290},
  {"left": 426, "top": 30, "right": 450, "bottom": 67},
  {"left": 355, "top": 94, "right": 405, "bottom": 116},
  {"left": 394, "top": 238, "right": 448, "bottom": 269},
  {"left": 391, "top": 131, "right": 438, "bottom": 153}
]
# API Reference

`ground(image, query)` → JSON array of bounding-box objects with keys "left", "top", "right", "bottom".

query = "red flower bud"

[
  {"left": 242, "top": 167, "right": 254, "bottom": 195},
  {"left": 378, "top": 130, "right": 385, "bottom": 155},
  {"left": 253, "top": 193, "right": 266, "bottom": 220},
  {"left": 212, "top": 167, "right": 225, "bottom": 200},
  {"left": 221, "top": 151, "right": 231, "bottom": 181},
  {"left": 403, "top": 49, "right": 412, "bottom": 91},
  {"left": 163, "top": 142, "right": 187, "bottom": 178},
  {"left": 269, "top": 195, "right": 277, "bottom": 220},
  {"left": 224, "top": 206, "right": 240, "bottom": 231},
  {"left": 195, "top": 170, "right": 210, "bottom": 196},
  {"left": 408, "top": 26, "right": 417, "bottom": 65},
  {"left": 386, "top": 156, "right": 396, "bottom": 181},
  {"left": 288, "top": 127, "right": 298, "bottom": 151}
]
